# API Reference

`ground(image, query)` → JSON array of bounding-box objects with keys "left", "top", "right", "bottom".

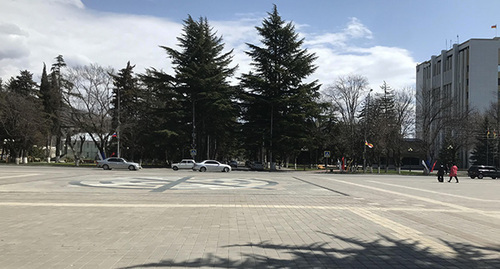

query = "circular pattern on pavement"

[{"left": 70, "top": 176, "right": 277, "bottom": 191}]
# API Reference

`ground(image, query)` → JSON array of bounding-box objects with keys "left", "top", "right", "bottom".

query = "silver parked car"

[
  {"left": 96, "top": 157, "right": 142, "bottom": 171},
  {"left": 193, "top": 160, "right": 231, "bottom": 172},
  {"left": 172, "top": 159, "right": 195, "bottom": 170}
]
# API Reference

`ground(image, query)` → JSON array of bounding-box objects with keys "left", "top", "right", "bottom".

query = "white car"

[
  {"left": 192, "top": 160, "right": 231, "bottom": 172},
  {"left": 96, "top": 157, "right": 142, "bottom": 171},
  {"left": 172, "top": 159, "right": 195, "bottom": 170}
]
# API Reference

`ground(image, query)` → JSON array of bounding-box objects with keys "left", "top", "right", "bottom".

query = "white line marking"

[
  {"left": 0, "top": 202, "right": 498, "bottom": 214},
  {"left": 325, "top": 177, "right": 500, "bottom": 219},
  {"left": 350, "top": 208, "right": 455, "bottom": 256},
  {"left": 368, "top": 180, "right": 500, "bottom": 202},
  {"left": 0, "top": 174, "right": 40, "bottom": 179}
]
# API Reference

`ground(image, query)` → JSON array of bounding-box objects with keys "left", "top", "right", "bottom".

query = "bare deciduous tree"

[
  {"left": 392, "top": 87, "right": 416, "bottom": 173},
  {"left": 63, "top": 64, "right": 115, "bottom": 159},
  {"left": 324, "top": 74, "right": 369, "bottom": 125},
  {"left": 395, "top": 87, "right": 415, "bottom": 138},
  {"left": 323, "top": 74, "right": 369, "bottom": 161},
  {"left": 416, "top": 84, "right": 474, "bottom": 172}
]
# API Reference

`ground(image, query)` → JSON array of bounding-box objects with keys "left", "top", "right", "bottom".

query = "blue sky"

[{"left": 2, "top": 0, "right": 500, "bottom": 91}]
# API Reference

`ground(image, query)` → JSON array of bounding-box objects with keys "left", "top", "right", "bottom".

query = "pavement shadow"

[{"left": 119, "top": 233, "right": 500, "bottom": 268}]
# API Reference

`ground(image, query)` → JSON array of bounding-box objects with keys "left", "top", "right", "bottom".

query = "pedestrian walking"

[
  {"left": 437, "top": 163, "right": 446, "bottom": 182},
  {"left": 448, "top": 163, "right": 459, "bottom": 183}
]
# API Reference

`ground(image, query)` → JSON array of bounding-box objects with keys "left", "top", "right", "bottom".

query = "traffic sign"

[
  {"left": 324, "top": 151, "right": 331, "bottom": 158},
  {"left": 190, "top": 149, "right": 197, "bottom": 156}
]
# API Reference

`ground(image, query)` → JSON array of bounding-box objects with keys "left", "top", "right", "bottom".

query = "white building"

[
  {"left": 416, "top": 37, "right": 500, "bottom": 167},
  {"left": 64, "top": 134, "right": 101, "bottom": 161}
]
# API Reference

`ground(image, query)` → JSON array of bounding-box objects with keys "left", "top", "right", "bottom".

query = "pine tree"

[
  {"left": 48, "top": 55, "right": 66, "bottom": 161},
  {"left": 138, "top": 68, "right": 184, "bottom": 162},
  {"left": 470, "top": 117, "right": 497, "bottom": 165},
  {"left": 160, "top": 15, "right": 238, "bottom": 160},
  {"left": 39, "top": 64, "right": 51, "bottom": 115},
  {"left": 39, "top": 64, "right": 53, "bottom": 161},
  {"left": 438, "top": 136, "right": 459, "bottom": 165},
  {"left": 7, "top": 70, "right": 38, "bottom": 96},
  {"left": 2, "top": 70, "right": 46, "bottom": 163},
  {"left": 110, "top": 61, "right": 140, "bottom": 159},
  {"left": 241, "top": 5, "right": 320, "bottom": 167}
]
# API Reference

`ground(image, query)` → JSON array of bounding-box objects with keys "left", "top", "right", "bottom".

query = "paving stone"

[{"left": 0, "top": 167, "right": 499, "bottom": 268}]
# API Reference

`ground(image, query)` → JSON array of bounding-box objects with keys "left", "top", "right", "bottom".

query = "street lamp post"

[
  {"left": 117, "top": 86, "right": 121, "bottom": 158},
  {"left": 363, "top": 89, "right": 373, "bottom": 173},
  {"left": 191, "top": 98, "right": 197, "bottom": 159},
  {"left": 408, "top": 147, "right": 413, "bottom": 173},
  {"left": 270, "top": 104, "right": 275, "bottom": 171}
]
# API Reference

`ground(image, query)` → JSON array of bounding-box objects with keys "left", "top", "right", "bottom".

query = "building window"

[{"left": 446, "top": 55, "right": 453, "bottom": 71}]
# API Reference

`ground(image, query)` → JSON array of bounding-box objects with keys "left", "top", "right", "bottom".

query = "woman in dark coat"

[{"left": 437, "top": 164, "right": 446, "bottom": 182}]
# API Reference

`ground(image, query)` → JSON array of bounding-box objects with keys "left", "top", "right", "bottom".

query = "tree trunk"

[{"left": 55, "top": 135, "right": 61, "bottom": 162}]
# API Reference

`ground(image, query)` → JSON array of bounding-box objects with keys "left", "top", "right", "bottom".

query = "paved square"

[{"left": 0, "top": 166, "right": 499, "bottom": 268}]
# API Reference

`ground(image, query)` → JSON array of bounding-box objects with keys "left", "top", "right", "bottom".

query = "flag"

[
  {"left": 492, "top": 25, "right": 497, "bottom": 29},
  {"left": 364, "top": 140, "right": 374, "bottom": 148},
  {"left": 112, "top": 132, "right": 117, "bottom": 138},
  {"left": 421, "top": 160, "right": 429, "bottom": 171}
]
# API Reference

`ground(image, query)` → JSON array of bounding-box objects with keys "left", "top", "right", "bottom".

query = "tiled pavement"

[{"left": 0, "top": 166, "right": 499, "bottom": 268}]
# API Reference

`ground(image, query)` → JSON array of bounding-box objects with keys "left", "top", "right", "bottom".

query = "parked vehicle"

[
  {"left": 193, "top": 160, "right": 231, "bottom": 172},
  {"left": 228, "top": 160, "right": 238, "bottom": 168},
  {"left": 96, "top": 157, "right": 141, "bottom": 171},
  {"left": 172, "top": 159, "right": 195, "bottom": 171},
  {"left": 246, "top": 161, "right": 265, "bottom": 171},
  {"left": 467, "top": 165, "right": 500, "bottom": 179}
]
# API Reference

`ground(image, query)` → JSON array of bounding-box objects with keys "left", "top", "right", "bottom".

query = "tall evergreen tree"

[
  {"left": 110, "top": 61, "right": 141, "bottom": 159},
  {"left": 160, "top": 15, "right": 238, "bottom": 160},
  {"left": 40, "top": 64, "right": 51, "bottom": 112},
  {"left": 7, "top": 70, "right": 38, "bottom": 97},
  {"left": 374, "top": 82, "right": 398, "bottom": 170},
  {"left": 39, "top": 64, "right": 53, "bottom": 161},
  {"left": 48, "top": 55, "right": 66, "bottom": 161},
  {"left": 139, "top": 68, "right": 184, "bottom": 162},
  {"left": 470, "top": 117, "right": 497, "bottom": 165},
  {"left": 241, "top": 5, "right": 320, "bottom": 167},
  {"left": 2, "top": 71, "right": 46, "bottom": 163},
  {"left": 438, "top": 136, "right": 459, "bottom": 165}
]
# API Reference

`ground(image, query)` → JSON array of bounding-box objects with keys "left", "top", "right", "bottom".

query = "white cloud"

[
  {"left": 304, "top": 17, "right": 373, "bottom": 49},
  {"left": 0, "top": 1, "right": 415, "bottom": 93},
  {"left": 0, "top": 23, "right": 30, "bottom": 59},
  {"left": 311, "top": 45, "right": 415, "bottom": 91},
  {"left": 302, "top": 17, "right": 415, "bottom": 91},
  {"left": 0, "top": 0, "right": 182, "bottom": 80},
  {"left": 345, "top": 17, "right": 373, "bottom": 39}
]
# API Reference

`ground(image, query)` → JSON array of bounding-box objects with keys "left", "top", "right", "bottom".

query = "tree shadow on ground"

[{"left": 119, "top": 233, "right": 500, "bottom": 268}]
